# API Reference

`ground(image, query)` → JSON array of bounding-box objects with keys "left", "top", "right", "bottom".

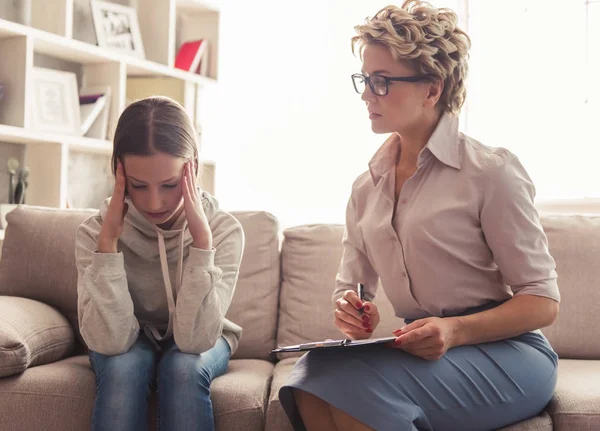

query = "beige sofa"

[{"left": 0, "top": 206, "right": 598, "bottom": 431}]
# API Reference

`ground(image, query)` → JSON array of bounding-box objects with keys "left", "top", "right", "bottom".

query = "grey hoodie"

[{"left": 75, "top": 191, "right": 244, "bottom": 356}]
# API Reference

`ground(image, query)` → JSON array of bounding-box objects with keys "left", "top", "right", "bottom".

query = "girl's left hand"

[
  {"left": 392, "top": 317, "right": 459, "bottom": 361},
  {"left": 182, "top": 160, "right": 213, "bottom": 250}
]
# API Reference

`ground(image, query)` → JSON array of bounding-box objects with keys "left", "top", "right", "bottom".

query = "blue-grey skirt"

[{"left": 280, "top": 328, "right": 557, "bottom": 431}]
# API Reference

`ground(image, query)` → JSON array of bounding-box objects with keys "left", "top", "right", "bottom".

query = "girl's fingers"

[
  {"left": 112, "top": 162, "right": 126, "bottom": 202},
  {"left": 183, "top": 170, "right": 191, "bottom": 204},
  {"left": 187, "top": 161, "right": 197, "bottom": 202}
]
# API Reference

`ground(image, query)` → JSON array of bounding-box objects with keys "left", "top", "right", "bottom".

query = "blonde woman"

[{"left": 279, "top": 2, "right": 559, "bottom": 430}]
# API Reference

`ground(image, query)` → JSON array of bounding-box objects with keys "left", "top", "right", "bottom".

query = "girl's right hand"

[
  {"left": 334, "top": 289, "right": 380, "bottom": 340},
  {"left": 98, "top": 161, "right": 128, "bottom": 253}
]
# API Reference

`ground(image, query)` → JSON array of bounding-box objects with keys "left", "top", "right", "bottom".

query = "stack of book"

[
  {"left": 79, "top": 86, "right": 112, "bottom": 139},
  {"left": 174, "top": 39, "right": 210, "bottom": 76}
]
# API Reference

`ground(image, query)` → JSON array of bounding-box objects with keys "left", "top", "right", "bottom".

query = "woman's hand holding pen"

[
  {"left": 391, "top": 317, "right": 458, "bottom": 361},
  {"left": 334, "top": 290, "right": 380, "bottom": 340},
  {"left": 182, "top": 160, "right": 213, "bottom": 250},
  {"left": 98, "top": 160, "right": 128, "bottom": 253}
]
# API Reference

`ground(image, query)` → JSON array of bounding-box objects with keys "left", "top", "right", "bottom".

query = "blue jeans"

[{"left": 89, "top": 332, "right": 231, "bottom": 431}]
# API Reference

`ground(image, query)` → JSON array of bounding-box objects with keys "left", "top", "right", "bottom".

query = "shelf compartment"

[{"left": 0, "top": 35, "right": 31, "bottom": 128}]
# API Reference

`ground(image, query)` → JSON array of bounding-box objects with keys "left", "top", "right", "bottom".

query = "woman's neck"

[{"left": 396, "top": 110, "right": 443, "bottom": 169}]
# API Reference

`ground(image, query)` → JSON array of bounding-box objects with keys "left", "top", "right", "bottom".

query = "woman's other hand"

[{"left": 392, "top": 317, "right": 458, "bottom": 361}]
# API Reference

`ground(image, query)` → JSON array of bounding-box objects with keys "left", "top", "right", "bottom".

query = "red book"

[{"left": 175, "top": 40, "right": 208, "bottom": 74}]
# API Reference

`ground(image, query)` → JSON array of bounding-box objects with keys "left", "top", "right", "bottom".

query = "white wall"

[
  {"left": 202, "top": 0, "right": 600, "bottom": 229},
  {"left": 466, "top": 0, "right": 598, "bottom": 199}
]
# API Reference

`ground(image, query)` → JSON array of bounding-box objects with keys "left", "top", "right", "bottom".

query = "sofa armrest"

[{"left": 0, "top": 296, "right": 75, "bottom": 378}]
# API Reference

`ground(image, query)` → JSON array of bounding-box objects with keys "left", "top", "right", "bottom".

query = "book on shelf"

[
  {"left": 79, "top": 85, "right": 112, "bottom": 140},
  {"left": 175, "top": 39, "right": 210, "bottom": 76},
  {"left": 79, "top": 94, "right": 107, "bottom": 136}
]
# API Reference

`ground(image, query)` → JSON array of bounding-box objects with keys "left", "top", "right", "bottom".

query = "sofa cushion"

[
  {"left": 497, "top": 412, "right": 553, "bottom": 431},
  {"left": 0, "top": 206, "right": 95, "bottom": 338},
  {"left": 0, "top": 206, "right": 280, "bottom": 361},
  {"left": 540, "top": 215, "right": 600, "bottom": 359},
  {"left": 0, "top": 296, "right": 75, "bottom": 377},
  {"left": 276, "top": 224, "right": 403, "bottom": 358},
  {"left": 212, "top": 359, "right": 274, "bottom": 430},
  {"left": 547, "top": 359, "right": 600, "bottom": 431},
  {"left": 265, "top": 357, "right": 296, "bottom": 431},
  {"left": 227, "top": 211, "right": 280, "bottom": 360},
  {"left": 0, "top": 355, "right": 95, "bottom": 431},
  {"left": 265, "top": 357, "right": 553, "bottom": 431}
]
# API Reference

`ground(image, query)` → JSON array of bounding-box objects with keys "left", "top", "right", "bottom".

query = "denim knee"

[
  {"left": 90, "top": 348, "right": 155, "bottom": 388},
  {"left": 159, "top": 351, "right": 210, "bottom": 390}
]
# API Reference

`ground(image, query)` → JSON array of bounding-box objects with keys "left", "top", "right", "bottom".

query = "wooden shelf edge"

[
  {"left": 177, "top": 0, "right": 221, "bottom": 13},
  {"left": 0, "top": 125, "right": 112, "bottom": 154},
  {"left": 0, "top": 18, "right": 217, "bottom": 86}
]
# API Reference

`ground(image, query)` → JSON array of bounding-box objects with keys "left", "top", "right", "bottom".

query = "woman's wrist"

[{"left": 446, "top": 316, "right": 465, "bottom": 348}]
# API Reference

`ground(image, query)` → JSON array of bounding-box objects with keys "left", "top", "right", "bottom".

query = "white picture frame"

[
  {"left": 90, "top": 0, "right": 145, "bottom": 59},
  {"left": 30, "top": 68, "right": 81, "bottom": 136}
]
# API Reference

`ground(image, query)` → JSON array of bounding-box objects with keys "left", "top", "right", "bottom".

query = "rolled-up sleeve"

[
  {"left": 333, "top": 193, "right": 379, "bottom": 305},
  {"left": 480, "top": 151, "right": 560, "bottom": 302}
]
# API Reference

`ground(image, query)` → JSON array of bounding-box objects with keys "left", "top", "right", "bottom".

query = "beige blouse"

[{"left": 334, "top": 112, "right": 560, "bottom": 319}]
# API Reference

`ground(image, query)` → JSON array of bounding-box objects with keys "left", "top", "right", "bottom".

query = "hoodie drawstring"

[{"left": 148, "top": 225, "right": 186, "bottom": 343}]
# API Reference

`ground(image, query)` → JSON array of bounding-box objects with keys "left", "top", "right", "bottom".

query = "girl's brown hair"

[{"left": 111, "top": 96, "right": 199, "bottom": 178}]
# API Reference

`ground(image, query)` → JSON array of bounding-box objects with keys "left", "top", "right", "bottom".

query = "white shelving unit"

[{"left": 0, "top": 0, "right": 220, "bottom": 209}]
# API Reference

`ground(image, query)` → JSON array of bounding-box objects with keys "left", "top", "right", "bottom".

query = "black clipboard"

[{"left": 272, "top": 336, "right": 397, "bottom": 353}]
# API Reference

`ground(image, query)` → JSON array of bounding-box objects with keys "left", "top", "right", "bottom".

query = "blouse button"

[{"left": 402, "top": 271, "right": 407, "bottom": 277}]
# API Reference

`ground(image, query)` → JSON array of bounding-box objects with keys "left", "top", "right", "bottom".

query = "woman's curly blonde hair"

[{"left": 352, "top": 1, "right": 471, "bottom": 114}]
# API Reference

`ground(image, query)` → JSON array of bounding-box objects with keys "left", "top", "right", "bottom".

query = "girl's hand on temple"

[
  {"left": 392, "top": 317, "right": 458, "bottom": 361},
  {"left": 98, "top": 160, "right": 128, "bottom": 253},
  {"left": 182, "top": 160, "right": 213, "bottom": 250},
  {"left": 335, "top": 290, "right": 380, "bottom": 340}
]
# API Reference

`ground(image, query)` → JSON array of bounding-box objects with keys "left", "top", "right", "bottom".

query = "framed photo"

[
  {"left": 73, "top": 0, "right": 97, "bottom": 45},
  {"left": 30, "top": 67, "right": 81, "bottom": 136},
  {"left": 90, "top": 0, "right": 145, "bottom": 59}
]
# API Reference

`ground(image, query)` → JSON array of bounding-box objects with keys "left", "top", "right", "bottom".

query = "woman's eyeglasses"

[{"left": 351, "top": 73, "right": 430, "bottom": 96}]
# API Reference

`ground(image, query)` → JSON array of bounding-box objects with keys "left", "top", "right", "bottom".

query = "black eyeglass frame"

[{"left": 351, "top": 73, "right": 431, "bottom": 96}]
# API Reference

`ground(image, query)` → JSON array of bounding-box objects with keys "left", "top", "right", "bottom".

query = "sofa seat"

[
  {"left": 0, "top": 355, "right": 274, "bottom": 431},
  {"left": 265, "top": 357, "right": 554, "bottom": 431},
  {"left": 211, "top": 359, "right": 274, "bottom": 430},
  {"left": 0, "top": 355, "right": 95, "bottom": 431},
  {"left": 547, "top": 359, "right": 600, "bottom": 430}
]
